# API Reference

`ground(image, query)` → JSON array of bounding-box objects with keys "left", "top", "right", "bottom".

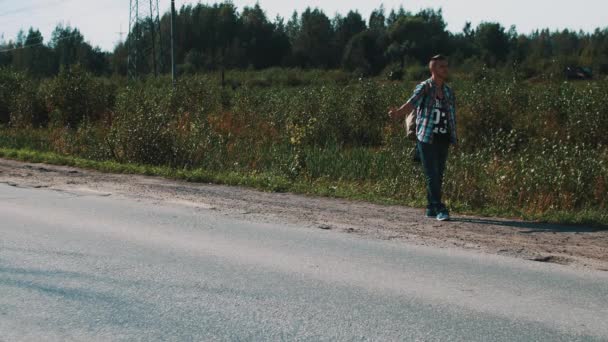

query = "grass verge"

[{"left": 1, "top": 147, "right": 606, "bottom": 227}]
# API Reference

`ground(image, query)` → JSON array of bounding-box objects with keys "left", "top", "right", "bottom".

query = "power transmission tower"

[
  {"left": 128, "top": 0, "right": 164, "bottom": 78},
  {"left": 115, "top": 24, "right": 126, "bottom": 45}
]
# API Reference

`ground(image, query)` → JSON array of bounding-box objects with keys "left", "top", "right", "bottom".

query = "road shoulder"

[{"left": 1, "top": 157, "right": 606, "bottom": 271}]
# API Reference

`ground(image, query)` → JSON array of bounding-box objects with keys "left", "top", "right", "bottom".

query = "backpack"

[{"left": 405, "top": 111, "right": 417, "bottom": 141}]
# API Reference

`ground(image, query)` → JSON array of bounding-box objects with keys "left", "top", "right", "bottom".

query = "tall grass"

[{"left": 0, "top": 67, "right": 606, "bottom": 223}]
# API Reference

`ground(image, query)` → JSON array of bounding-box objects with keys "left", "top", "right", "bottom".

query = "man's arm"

[
  {"left": 388, "top": 101, "right": 414, "bottom": 122},
  {"left": 388, "top": 81, "right": 429, "bottom": 122}
]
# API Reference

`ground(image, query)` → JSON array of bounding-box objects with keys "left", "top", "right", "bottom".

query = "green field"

[{"left": 1, "top": 67, "right": 607, "bottom": 225}]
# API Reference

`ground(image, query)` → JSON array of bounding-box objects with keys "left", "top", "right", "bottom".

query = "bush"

[
  {"left": 404, "top": 64, "right": 430, "bottom": 82},
  {"left": 1, "top": 69, "right": 607, "bottom": 218},
  {"left": 52, "top": 123, "right": 113, "bottom": 161},
  {"left": 108, "top": 84, "right": 174, "bottom": 165},
  {"left": 0, "top": 68, "right": 47, "bottom": 128},
  {"left": 40, "top": 65, "right": 115, "bottom": 128},
  {"left": 0, "top": 69, "right": 20, "bottom": 125}
]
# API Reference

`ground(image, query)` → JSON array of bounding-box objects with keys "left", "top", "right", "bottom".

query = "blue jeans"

[{"left": 417, "top": 140, "right": 450, "bottom": 210}]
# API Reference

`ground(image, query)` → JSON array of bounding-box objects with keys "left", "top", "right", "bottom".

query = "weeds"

[{"left": 0, "top": 67, "right": 606, "bottom": 224}]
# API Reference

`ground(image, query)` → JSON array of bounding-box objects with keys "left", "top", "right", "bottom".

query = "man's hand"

[
  {"left": 388, "top": 107, "right": 396, "bottom": 119},
  {"left": 388, "top": 107, "right": 404, "bottom": 122},
  {"left": 388, "top": 101, "right": 414, "bottom": 122}
]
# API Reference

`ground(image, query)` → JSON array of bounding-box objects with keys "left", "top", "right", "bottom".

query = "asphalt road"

[{"left": 1, "top": 183, "right": 607, "bottom": 341}]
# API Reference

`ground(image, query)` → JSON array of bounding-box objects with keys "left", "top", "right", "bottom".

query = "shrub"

[
  {"left": 404, "top": 64, "right": 429, "bottom": 82},
  {"left": 40, "top": 65, "right": 114, "bottom": 128},
  {"left": 0, "top": 68, "right": 20, "bottom": 125},
  {"left": 1, "top": 69, "right": 606, "bottom": 219},
  {"left": 108, "top": 84, "right": 174, "bottom": 165},
  {"left": 0, "top": 68, "right": 47, "bottom": 128}
]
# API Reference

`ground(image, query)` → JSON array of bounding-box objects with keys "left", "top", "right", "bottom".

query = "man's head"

[{"left": 429, "top": 55, "right": 449, "bottom": 81}]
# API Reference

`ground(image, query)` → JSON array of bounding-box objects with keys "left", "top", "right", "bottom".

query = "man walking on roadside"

[{"left": 389, "top": 55, "right": 457, "bottom": 221}]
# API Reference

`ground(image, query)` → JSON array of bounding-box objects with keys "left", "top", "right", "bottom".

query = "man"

[{"left": 388, "top": 55, "right": 457, "bottom": 221}]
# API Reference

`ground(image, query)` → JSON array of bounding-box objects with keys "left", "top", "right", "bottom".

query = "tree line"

[{"left": 2, "top": 2, "right": 608, "bottom": 78}]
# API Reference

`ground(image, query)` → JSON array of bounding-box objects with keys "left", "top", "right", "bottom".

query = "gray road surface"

[{"left": 1, "top": 183, "right": 607, "bottom": 341}]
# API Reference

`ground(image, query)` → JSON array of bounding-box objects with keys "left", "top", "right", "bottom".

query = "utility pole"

[
  {"left": 171, "top": 0, "right": 177, "bottom": 87},
  {"left": 149, "top": 0, "right": 158, "bottom": 76},
  {"left": 127, "top": 0, "right": 139, "bottom": 79}
]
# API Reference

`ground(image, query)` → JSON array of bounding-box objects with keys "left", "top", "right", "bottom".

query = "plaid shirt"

[{"left": 407, "top": 78, "right": 457, "bottom": 144}]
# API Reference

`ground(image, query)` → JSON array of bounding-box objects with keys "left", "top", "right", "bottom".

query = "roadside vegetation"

[
  {"left": 0, "top": 66, "right": 606, "bottom": 225},
  {"left": 2, "top": 2, "right": 607, "bottom": 225}
]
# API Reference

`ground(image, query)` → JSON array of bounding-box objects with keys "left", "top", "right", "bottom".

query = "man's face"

[{"left": 431, "top": 60, "right": 449, "bottom": 80}]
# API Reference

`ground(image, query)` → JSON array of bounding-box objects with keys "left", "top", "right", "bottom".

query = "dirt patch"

[{"left": 1, "top": 158, "right": 607, "bottom": 271}]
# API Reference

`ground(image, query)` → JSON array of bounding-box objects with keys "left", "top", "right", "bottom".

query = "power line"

[{"left": 0, "top": 0, "right": 75, "bottom": 18}]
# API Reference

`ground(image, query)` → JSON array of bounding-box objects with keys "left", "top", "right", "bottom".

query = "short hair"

[
  {"left": 429, "top": 55, "right": 448, "bottom": 68},
  {"left": 431, "top": 55, "right": 448, "bottom": 62}
]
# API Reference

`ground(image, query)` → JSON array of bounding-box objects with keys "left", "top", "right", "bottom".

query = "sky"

[{"left": 1, "top": 0, "right": 608, "bottom": 52}]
